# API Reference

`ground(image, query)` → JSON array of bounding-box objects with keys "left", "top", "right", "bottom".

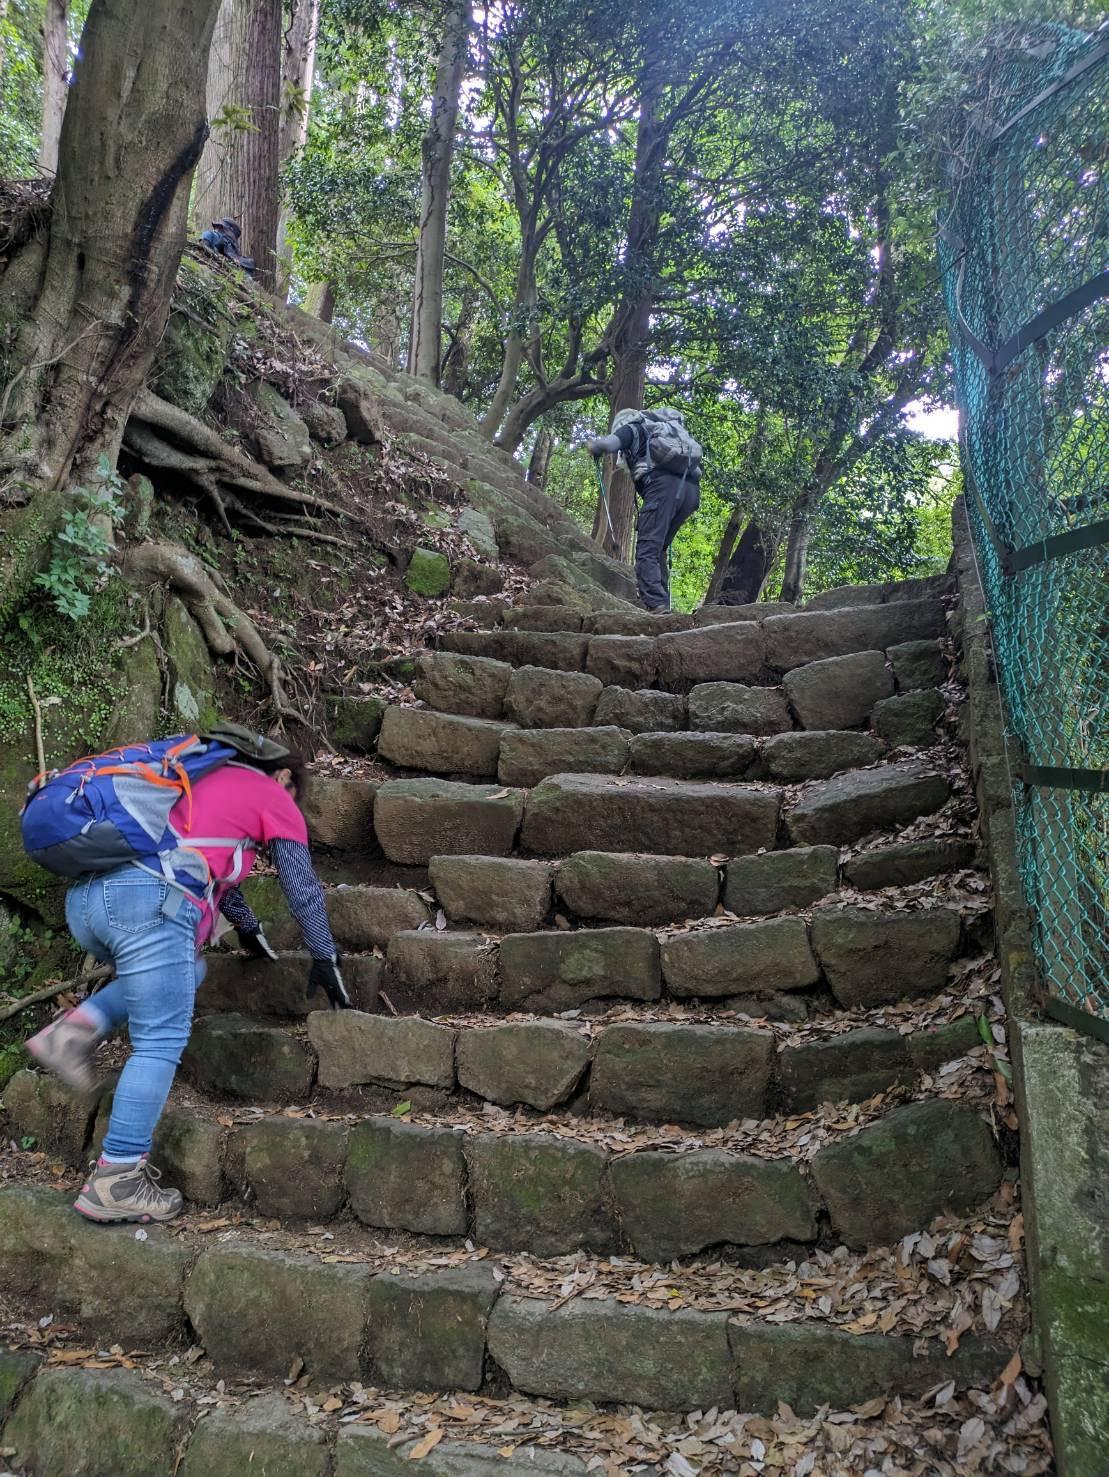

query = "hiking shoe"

[
  {"left": 26, "top": 1009, "right": 102, "bottom": 1093},
  {"left": 74, "top": 1157, "right": 183, "bottom": 1224}
]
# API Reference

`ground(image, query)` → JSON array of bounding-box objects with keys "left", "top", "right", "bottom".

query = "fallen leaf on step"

[
  {"left": 376, "top": 1410, "right": 401, "bottom": 1434},
  {"left": 193, "top": 1218, "right": 231, "bottom": 1233},
  {"left": 408, "top": 1428, "right": 444, "bottom": 1459}
]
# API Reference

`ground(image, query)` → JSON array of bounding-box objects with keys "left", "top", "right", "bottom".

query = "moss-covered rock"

[
  {"left": 161, "top": 593, "right": 217, "bottom": 730},
  {"left": 150, "top": 256, "right": 238, "bottom": 415},
  {"left": 405, "top": 545, "right": 451, "bottom": 597},
  {"left": 328, "top": 694, "right": 385, "bottom": 751},
  {"left": 4, "top": 1367, "right": 188, "bottom": 1477}
]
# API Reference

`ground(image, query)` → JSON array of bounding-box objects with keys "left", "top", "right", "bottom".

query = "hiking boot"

[
  {"left": 74, "top": 1157, "right": 183, "bottom": 1224},
  {"left": 26, "top": 1009, "right": 103, "bottom": 1093}
]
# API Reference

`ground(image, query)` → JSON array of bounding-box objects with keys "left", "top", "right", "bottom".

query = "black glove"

[
  {"left": 307, "top": 954, "right": 351, "bottom": 1010},
  {"left": 237, "top": 926, "right": 278, "bottom": 961}
]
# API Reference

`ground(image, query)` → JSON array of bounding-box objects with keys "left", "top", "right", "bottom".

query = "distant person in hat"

[
  {"left": 199, "top": 216, "right": 255, "bottom": 274},
  {"left": 24, "top": 724, "right": 347, "bottom": 1224}
]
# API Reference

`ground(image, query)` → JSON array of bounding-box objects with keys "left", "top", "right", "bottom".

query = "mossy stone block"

[{"left": 405, "top": 546, "right": 451, "bottom": 598}]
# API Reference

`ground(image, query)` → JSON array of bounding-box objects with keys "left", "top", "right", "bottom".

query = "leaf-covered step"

[
  {"left": 0, "top": 1183, "right": 1010, "bottom": 1415},
  {"left": 0, "top": 1090, "right": 1004, "bottom": 1263}
]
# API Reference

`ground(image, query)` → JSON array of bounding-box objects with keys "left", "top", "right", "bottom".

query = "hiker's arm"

[
  {"left": 586, "top": 432, "right": 621, "bottom": 456},
  {"left": 219, "top": 888, "right": 278, "bottom": 960},
  {"left": 270, "top": 839, "right": 336, "bottom": 960},
  {"left": 271, "top": 839, "right": 349, "bottom": 1007}
]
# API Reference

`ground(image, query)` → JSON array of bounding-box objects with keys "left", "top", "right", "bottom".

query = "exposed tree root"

[
  {"left": 125, "top": 389, "right": 364, "bottom": 540},
  {"left": 122, "top": 540, "right": 308, "bottom": 727}
]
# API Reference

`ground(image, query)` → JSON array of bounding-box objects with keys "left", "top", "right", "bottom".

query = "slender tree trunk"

[
  {"left": 441, "top": 288, "right": 476, "bottom": 399},
  {"left": 194, "top": 0, "right": 283, "bottom": 290},
  {"left": 590, "top": 87, "right": 664, "bottom": 563},
  {"left": 0, "top": 0, "right": 10, "bottom": 79},
  {"left": 38, "top": 0, "right": 69, "bottom": 176},
  {"left": 527, "top": 427, "right": 554, "bottom": 489},
  {"left": 409, "top": 0, "right": 470, "bottom": 383},
  {"left": 0, "top": 0, "right": 221, "bottom": 611},
  {"left": 478, "top": 258, "right": 528, "bottom": 437},
  {"left": 778, "top": 510, "right": 813, "bottom": 603},
  {"left": 274, "top": 0, "right": 319, "bottom": 295}
]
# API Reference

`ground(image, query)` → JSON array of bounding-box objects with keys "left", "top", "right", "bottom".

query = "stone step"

[
  {"left": 0, "top": 1183, "right": 1009, "bottom": 1418},
  {"left": 368, "top": 759, "right": 952, "bottom": 864},
  {"left": 193, "top": 872, "right": 975, "bottom": 1033},
  {"left": 171, "top": 995, "right": 987, "bottom": 1124},
  {"left": 475, "top": 576, "right": 952, "bottom": 639},
  {"left": 224, "top": 837, "right": 975, "bottom": 960},
  {"left": 376, "top": 702, "right": 910, "bottom": 787},
  {"left": 2, "top": 1082, "right": 1002, "bottom": 1264},
  {"left": 436, "top": 598, "right": 946, "bottom": 686},
  {"left": 407, "top": 640, "right": 947, "bottom": 735}
]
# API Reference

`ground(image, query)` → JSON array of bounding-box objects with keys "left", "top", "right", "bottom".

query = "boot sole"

[
  {"left": 26, "top": 1035, "right": 98, "bottom": 1095},
  {"left": 73, "top": 1194, "right": 182, "bottom": 1224}
]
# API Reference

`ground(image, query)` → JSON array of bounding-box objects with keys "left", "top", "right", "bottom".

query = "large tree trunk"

[
  {"left": 0, "top": 0, "right": 220, "bottom": 615},
  {"left": 705, "top": 502, "right": 745, "bottom": 605},
  {"left": 590, "top": 88, "right": 664, "bottom": 563},
  {"left": 409, "top": 0, "right": 470, "bottom": 383},
  {"left": 303, "top": 279, "right": 333, "bottom": 322},
  {"left": 2, "top": 0, "right": 219, "bottom": 484},
  {"left": 274, "top": 0, "right": 320, "bottom": 295},
  {"left": 719, "top": 519, "right": 775, "bottom": 605},
  {"left": 38, "top": 0, "right": 69, "bottom": 176},
  {"left": 193, "top": 0, "right": 283, "bottom": 290}
]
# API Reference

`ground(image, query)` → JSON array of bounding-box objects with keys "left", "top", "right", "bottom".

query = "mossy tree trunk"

[
  {"left": 1, "top": 0, "right": 221, "bottom": 481},
  {"left": 0, "top": 0, "right": 222, "bottom": 612}
]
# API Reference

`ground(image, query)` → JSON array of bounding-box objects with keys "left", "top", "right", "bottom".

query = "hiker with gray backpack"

[
  {"left": 20, "top": 724, "right": 349, "bottom": 1224},
  {"left": 587, "top": 407, "right": 703, "bottom": 611}
]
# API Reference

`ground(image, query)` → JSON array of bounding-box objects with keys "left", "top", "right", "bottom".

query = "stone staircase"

[{"left": 0, "top": 571, "right": 1034, "bottom": 1471}]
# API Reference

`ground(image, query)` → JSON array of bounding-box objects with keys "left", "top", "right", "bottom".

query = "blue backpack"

[{"left": 21, "top": 734, "right": 242, "bottom": 890}]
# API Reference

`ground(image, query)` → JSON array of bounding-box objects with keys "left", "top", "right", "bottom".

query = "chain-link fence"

[{"left": 939, "top": 22, "right": 1107, "bottom": 1040}]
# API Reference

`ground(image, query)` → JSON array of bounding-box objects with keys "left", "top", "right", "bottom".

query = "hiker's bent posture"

[
  {"left": 199, "top": 216, "right": 256, "bottom": 275},
  {"left": 22, "top": 725, "right": 348, "bottom": 1224},
  {"left": 587, "top": 408, "right": 703, "bottom": 611}
]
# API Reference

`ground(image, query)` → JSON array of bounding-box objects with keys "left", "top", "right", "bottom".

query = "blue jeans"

[{"left": 66, "top": 869, "right": 203, "bottom": 1160}]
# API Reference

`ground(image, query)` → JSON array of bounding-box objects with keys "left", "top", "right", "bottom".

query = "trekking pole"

[{"left": 593, "top": 455, "right": 618, "bottom": 546}]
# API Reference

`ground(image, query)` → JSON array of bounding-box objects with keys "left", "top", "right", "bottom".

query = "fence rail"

[{"left": 938, "top": 23, "right": 1108, "bottom": 1039}]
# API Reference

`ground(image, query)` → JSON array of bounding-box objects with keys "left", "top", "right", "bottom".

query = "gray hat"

[{"left": 204, "top": 722, "right": 291, "bottom": 765}]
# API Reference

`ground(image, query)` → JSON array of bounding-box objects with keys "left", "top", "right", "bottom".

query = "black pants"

[{"left": 635, "top": 471, "right": 700, "bottom": 610}]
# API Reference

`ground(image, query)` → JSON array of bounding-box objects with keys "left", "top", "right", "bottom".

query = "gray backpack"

[{"left": 640, "top": 409, "right": 703, "bottom": 477}]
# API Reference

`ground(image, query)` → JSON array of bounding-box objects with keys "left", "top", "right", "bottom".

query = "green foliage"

[
  {"left": 211, "top": 101, "right": 260, "bottom": 136},
  {"left": 0, "top": 0, "right": 91, "bottom": 174},
  {"left": 34, "top": 458, "right": 126, "bottom": 620}
]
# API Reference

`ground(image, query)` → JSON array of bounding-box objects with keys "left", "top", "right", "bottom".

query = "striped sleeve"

[
  {"left": 218, "top": 887, "right": 260, "bottom": 933},
  {"left": 271, "top": 838, "right": 336, "bottom": 961}
]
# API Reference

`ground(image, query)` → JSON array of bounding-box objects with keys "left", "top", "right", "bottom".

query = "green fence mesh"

[{"left": 938, "top": 23, "right": 1108, "bottom": 1037}]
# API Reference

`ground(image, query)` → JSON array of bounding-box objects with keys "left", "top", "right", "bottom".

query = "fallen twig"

[
  {"left": 0, "top": 965, "right": 112, "bottom": 1024},
  {"left": 25, "top": 674, "right": 46, "bottom": 777}
]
